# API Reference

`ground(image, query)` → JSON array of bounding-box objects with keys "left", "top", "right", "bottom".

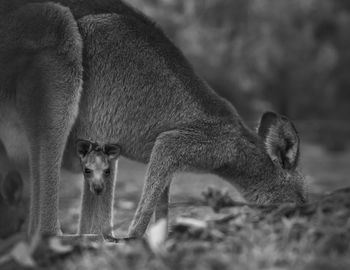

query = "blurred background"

[{"left": 128, "top": 0, "right": 350, "bottom": 150}]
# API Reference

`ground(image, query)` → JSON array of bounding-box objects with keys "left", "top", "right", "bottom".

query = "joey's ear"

[
  {"left": 103, "top": 144, "right": 121, "bottom": 160},
  {"left": 76, "top": 140, "right": 92, "bottom": 159},
  {"left": 1, "top": 171, "right": 23, "bottom": 205},
  {"left": 258, "top": 111, "right": 300, "bottom": 170}
]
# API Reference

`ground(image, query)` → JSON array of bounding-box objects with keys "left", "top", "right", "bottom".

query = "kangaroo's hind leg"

[
  {"left": 21, "top": 50, "right": 82, "bottom": 236},
  {"left": 3, "top": 3, "right": 84, "bottom": 235}
]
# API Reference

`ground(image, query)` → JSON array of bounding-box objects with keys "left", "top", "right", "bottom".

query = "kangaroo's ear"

[
  {"left": 76, "top": 140, "right": 92, "bottom": 159},
  {"left": 1, "top": 171, "right": 23, "bottom": 206},
  {"left": 258, "top": 111, "right": 300, "bottom": 170},
  {"left": 103, "top": 144, "right": 121, "bottom": 160}
]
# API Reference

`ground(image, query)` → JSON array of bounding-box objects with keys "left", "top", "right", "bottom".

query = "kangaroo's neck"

[{"left": 214, "top": 122, "right": 280, "bottom": 203}]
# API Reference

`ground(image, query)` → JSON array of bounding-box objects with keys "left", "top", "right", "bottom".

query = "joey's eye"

[
  {"left": 104, "top": 169, "right": 111, "bottom": 176},
  {"left": 84, "top": 168, "right": 92, "bottom": 175}
]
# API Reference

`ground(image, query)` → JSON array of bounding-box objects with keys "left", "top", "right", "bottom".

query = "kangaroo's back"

[
  {"left": 70, "top": 13, "right": 238, "bottom": 162},
  {"left": 1, "top": 0, "right": 239, "bottom": 163},
  {"left": 0, "top": 0, "right": 151, "bottom": 21}
]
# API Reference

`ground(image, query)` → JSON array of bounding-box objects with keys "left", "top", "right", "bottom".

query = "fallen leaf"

[
  {"left": 10, "top": 242, "right": 35, "bottom": 268},
  {"left": 175, "top": 217, "right": 207, "bottom": 229},
  {"left": 146, "top": 218, "right": 167, "bottom": 254},
  {"left": 49, "top": 237, "right": 73, "bottom": 254}
]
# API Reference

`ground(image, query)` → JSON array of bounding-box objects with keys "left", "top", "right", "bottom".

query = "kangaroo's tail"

[{"left": 0, "top": 2, "right": 82, "bottom": 100}]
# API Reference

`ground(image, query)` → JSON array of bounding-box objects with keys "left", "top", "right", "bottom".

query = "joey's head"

[
  {"left": 0, "top": 171, "right": 26, "bottom": 239},
  {"left": 249, "top": 111, "right": 307, "bottom": 204},
  {"left": 76, "top": 140, "right": 120, "bottom": 196}
]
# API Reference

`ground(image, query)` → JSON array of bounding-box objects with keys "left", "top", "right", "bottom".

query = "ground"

[
  {"left": 1, "top": 142, "right": 350, "bottom": 270},
  {"left": 59, "top": 142, "right": 350, "bottom": 235}
]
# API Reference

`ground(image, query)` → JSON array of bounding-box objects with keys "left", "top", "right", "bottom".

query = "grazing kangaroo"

[
  {"left": 0, "top": 0, "right": 306, "bottom": 238},
  {"left": 76, "top": 140, "right": 120, "bottom": 235}
]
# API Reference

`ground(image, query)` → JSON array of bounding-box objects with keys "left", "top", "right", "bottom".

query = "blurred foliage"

[{"left": 129, "top": 0, "right": 350, "bottom": 147}]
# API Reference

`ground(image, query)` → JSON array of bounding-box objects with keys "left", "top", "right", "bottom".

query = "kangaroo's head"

[
  {"left": 253, "top": 111, "right": 307, "bottom": 204},
  {"left": 217, "top": 111, "right": 307, "bottom": 205},
  {"left": 76, "top": 140, "right": 120, "bottom": 195},
  {"left": 0, "top": 171, "right": 26, "bottom": 239}
]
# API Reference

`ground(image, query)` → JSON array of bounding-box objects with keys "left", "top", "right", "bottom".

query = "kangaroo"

[
  {"left": 0, "top": 0, "right": 307, "bottom": 238},
  {"left": 76, "top": 140, "right": 120, "bottom": 235}
]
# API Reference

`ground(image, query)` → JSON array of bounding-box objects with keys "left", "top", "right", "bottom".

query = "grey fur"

[
  {"left": 79, "top": 160, "right": 118, "bottom": 236},
  {"left": 0, "top": 0, "right": 307, "bottom": 237},
  {"left": 0, "top": 2, "right": 83, "bottom": 235},
  {"left": 77, "top": 141, "right": 120, "bottom": 236}
]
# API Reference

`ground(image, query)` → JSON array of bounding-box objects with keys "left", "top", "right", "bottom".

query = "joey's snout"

[{"left": 90, "top": 182, "right": 105, "bottom": 195}]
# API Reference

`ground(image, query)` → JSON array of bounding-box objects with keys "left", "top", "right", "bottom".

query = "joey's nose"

[{"left": 92, "top": 184, "right": 104, "bottom": 195}]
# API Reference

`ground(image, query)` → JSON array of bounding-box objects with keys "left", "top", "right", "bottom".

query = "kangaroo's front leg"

[
  {"left": 128, "top": 129, "right": 213, "bottom": 237},
  {"left": 128, "top": 135, "right": 178, "bottom": 237},
  {"left": 154, "top": 185, "right": 169, "bottom": 222},
  {"left": 7, "top": 3, "right": 83, "bottom": 235},
  {"left": 128, "top": 153, "right": 175, "bottom": 237}
]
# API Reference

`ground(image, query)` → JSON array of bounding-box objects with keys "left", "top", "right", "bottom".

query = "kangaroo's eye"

[
  {"left": 84, "top": 168, "right": 92, "bottom": 175},
  {"left": 104, "top": 169, "right": 111, "bottom": 176}
]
